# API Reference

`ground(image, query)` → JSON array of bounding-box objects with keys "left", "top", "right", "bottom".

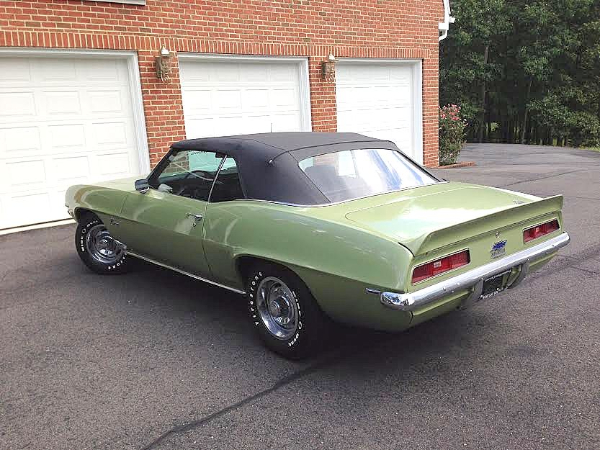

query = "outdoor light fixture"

[
  {"left": 321, "top": 53, "right": 336, "bottom": 81},
  {"left": 155, "top": 46, "right": 172, "bottom": 81}
]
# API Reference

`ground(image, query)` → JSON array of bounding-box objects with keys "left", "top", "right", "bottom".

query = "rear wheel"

[
  {"left": 246, "top": 262, "right": 327, "bottom": 359},
  {"left": 76, "top": 214, "right": 131, "bottom": 274}
]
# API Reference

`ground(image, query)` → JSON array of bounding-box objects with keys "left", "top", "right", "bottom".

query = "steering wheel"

[{"left": 182, "top": 171, "right": 223, "bottom": 184}]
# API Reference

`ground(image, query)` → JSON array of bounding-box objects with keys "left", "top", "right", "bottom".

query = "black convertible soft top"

[{"left": 170, "top": 132, "right": 403, "bottom": 205}]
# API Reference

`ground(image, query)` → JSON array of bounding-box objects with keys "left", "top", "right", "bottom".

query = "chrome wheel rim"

[
  {"left": 256, "top": 276, "right": 298, "bottom": 340},
  {"left": 85, "top": 224, "right": 124, "bottom": 265}
]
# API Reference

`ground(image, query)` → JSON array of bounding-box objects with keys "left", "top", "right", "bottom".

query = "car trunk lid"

[{"left": 344, "top": 183, "right": 564, "bottom": 256}]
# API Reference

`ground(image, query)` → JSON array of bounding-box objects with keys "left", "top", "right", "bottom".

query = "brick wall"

[{"left": 0, "top": 0, "right": 444, "bottom": 166}]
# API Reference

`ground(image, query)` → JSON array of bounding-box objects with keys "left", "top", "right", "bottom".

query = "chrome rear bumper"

[{"left": 380, "top": 232, "right": 570, "bottom": 312}]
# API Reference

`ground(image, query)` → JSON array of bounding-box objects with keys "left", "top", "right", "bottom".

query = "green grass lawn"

[{"left": 585, "top": 147, "right": 600, "bottom": 152}]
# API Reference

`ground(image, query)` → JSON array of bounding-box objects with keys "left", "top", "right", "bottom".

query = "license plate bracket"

[{"left": 480, "top": 269, "right": 512, "bottom": 299}]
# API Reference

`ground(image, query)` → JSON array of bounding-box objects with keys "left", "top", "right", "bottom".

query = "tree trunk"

[
  {"left": 486, "top": 94, "right": 492, "bottom": 142},
  {"left": 520, "top": 79, "right": 533, "bottom": 144},
  {"left": 478, "top": 44, "right": 489, "bottom": 143}
]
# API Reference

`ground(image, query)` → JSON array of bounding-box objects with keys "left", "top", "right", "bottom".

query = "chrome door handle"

[{"left": 186, "top": 213, "right": 203, "bottom": 226}]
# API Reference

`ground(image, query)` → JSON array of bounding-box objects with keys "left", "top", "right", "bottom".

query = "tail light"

[
  {"left": 523, "top": 219, "right": 559, "bottom": 243},
  {"left": 412, "top": 250, "right": 470, "bottom": 284}
]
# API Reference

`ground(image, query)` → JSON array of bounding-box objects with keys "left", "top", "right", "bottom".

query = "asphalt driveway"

[{"left": 2, "top": 144, "right": 600, "bottom": 450}]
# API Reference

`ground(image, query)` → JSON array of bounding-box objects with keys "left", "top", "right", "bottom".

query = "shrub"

[{"left": 439, "top": 104, "right": 467, "bottom": 165}]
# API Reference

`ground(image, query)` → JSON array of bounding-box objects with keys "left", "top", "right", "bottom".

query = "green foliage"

[
  {"left": 439, "top": 105, "right": 467, "bottom": 165},
  {"left": 440, "top": 0, "right": 600, "bottom": 147}
]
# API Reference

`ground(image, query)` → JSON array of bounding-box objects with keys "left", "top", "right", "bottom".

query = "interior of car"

[{"left": 150, "top": 151, "right": 245, "bottom": 203}]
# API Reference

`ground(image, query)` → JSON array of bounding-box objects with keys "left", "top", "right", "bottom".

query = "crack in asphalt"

[
  {"left": 498, "top": 168, "right": 586, "bottom": 189},
  {"left": 548, "top": 254, "right": 600, "bottom": 276},
  {"left": 526, "top": 242, "right": 600, "bottom": 282},
  {"left": 561, "top": 195, "right": 600, "bottom": 201},
  {"left": 567, "top": 265, "right": 600, "bottom": 276},
  {"left": 139, "top": 344, "right": 368, "bottom": 450}
]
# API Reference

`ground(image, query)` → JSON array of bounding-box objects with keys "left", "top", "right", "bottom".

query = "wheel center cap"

[{"left": 268, "top": 299, "right": 282, "bottom": 317}]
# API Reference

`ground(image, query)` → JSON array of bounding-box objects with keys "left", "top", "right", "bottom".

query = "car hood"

[
  {"left": 342, "top": 182, "right": 552, "bottom": 254},
  {"left": 94, "top": 176, "right": 142, "bottom": 192}
]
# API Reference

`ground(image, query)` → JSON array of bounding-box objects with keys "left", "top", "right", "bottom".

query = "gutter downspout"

[{"left": 439, "top": 0, "right": 455, "bottom": 41}]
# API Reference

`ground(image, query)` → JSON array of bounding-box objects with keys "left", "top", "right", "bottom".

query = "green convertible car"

[{"left": 66, "top": 132, "right": 569, "bottom": 359}]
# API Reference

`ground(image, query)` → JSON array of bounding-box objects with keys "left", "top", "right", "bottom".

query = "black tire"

[
  {"left": 75, "top": 213, "right": 131, "bottom": 275},
  {"left": 246, "top": 262, "right": 327, "bottom": 359}
]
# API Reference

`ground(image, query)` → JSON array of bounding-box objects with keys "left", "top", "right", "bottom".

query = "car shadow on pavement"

[{"left": 127, "top": 256, "right": 492, "bottom": 369}]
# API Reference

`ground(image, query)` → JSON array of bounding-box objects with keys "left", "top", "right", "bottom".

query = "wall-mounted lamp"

[
  {"left": 155, "top": 46, "right": 172, "bottom": 81},
  {"left": 321, "top": 53, "right": 336, "bottom": 81}
]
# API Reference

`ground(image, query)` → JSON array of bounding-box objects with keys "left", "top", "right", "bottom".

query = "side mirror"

[{"left": 135, "top": 178, "right": 150, "bottom": 194}]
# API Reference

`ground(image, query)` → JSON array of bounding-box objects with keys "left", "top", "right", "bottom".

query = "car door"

[{"left": 117, "top": 149, "right": 225, "bottom": 277}]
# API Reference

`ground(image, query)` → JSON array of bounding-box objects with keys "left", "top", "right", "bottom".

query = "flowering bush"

[{"left": 439, "top": 105, "right": 467, "bottom": 165}]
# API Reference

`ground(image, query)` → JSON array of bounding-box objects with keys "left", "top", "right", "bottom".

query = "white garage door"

[
  {"left": 336, "top": 61, "right": 423, "bottom": 163},
  {"left": 179, "top": 56, "right": 310, "bottom": 138},
  {"left": 0, "top": 54, "right": 147, "bottom": 229}
]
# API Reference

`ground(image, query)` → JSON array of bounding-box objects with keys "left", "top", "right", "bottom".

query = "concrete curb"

[{"left": 437, "top": 161, "right": 476, "bottom": 169}]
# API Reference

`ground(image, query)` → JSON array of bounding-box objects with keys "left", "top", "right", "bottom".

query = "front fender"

[{"left": 65, "top": 184, "right": 130, "bottom": 241}]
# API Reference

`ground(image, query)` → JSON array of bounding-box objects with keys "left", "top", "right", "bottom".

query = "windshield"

[{"left": 298, "top": 148, "right": 437, "bottom": 203}]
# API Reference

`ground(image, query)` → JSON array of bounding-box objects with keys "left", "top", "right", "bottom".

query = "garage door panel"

[
  {"left": 0, "top": 58, "right": 31, "bottom": 82},
  {"left": 92, "top": 121, "right": 132, "bottom": 148},
  {"left": 36, "top": 59, "right": 78, "bottom": 82},
  {"left": 214, "top": 90, "right": 243, "bottom": 110},
  {"left": 185, "top": 118, "right": 214, "bottom": 138},
  {"left": 0, "top": 127, "right": 42, "bottom": 156},
  {"left": 96, "top": 152, "right": 132, "bottom": 178},
  {"left": 53, "top": 156, "right": 90, "bottom": 182},
  {"left": 88, "top": 90, "right": 125, "bottom": 114},
  {"left": 271, "top": 88, "right": 297, "bottom": 108},
  {"left": 49, "top": 124, "right": 87, "bottom": 150},
  {"left": 82, "top": 59, "right": 123, "bottom": 82},
  {"left": 5, "top": 192, "right": 52, "bottom": 227},
  {"left": 242, "top": 116, "right": 273, "bottom": 134},
  {"left": 44, "top": 91, "right": 82, "bottom": 115},
  {"left": 183, "top": 90, "right": 212, "bottom": 112},
  {"left": 244, "top": 64, "right": 269, "bottom": 81},
  {"left": 0, "top": 55, "right": 145, "bottom": 229},
  {"left": 196, "top": 115, "right": 244, "bottom": 137},
  {"left": 271, "top": 113, "right": 302, "bottom": 132},
  {"left": 211, "top": 63, "right": 240, "bottom": 82},
  {"left": 180, "top": 57, "right": 308, "bottom": 139},
  {"left": 269, "top": 64, "right": 297, "bottom": 81},
  {"left": 244, "top": 89, "right": 269, "bottom": 109},
  {"left": 0, "top": 92, "right": 36, "bottom": 117},
  {"left": 7, "top": 159, "right": 47, "bottom": 188}
]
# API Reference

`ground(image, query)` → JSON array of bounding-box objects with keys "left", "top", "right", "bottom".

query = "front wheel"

[
  {"left": 75, "top": 214, "right": 131, "bottom": 274},
  {"left": 246, "top": 263, "right": 327, "bottom": 359}
]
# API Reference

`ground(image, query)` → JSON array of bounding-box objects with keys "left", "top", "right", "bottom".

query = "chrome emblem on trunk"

[{"left": 491, "top": 240, "right": 507, "bottom": 259}]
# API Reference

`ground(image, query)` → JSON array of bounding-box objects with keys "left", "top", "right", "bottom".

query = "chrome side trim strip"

[
  {"left": 380, "top": 232, "right": 570, "bottom": 312},
  {"left": 126, "top": 251, "right": 246, "bottom": 295}
]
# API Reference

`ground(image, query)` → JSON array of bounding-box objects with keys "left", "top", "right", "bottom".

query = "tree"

[{"left": 440, "top": 0, "right": 600, "bottom": 147}]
